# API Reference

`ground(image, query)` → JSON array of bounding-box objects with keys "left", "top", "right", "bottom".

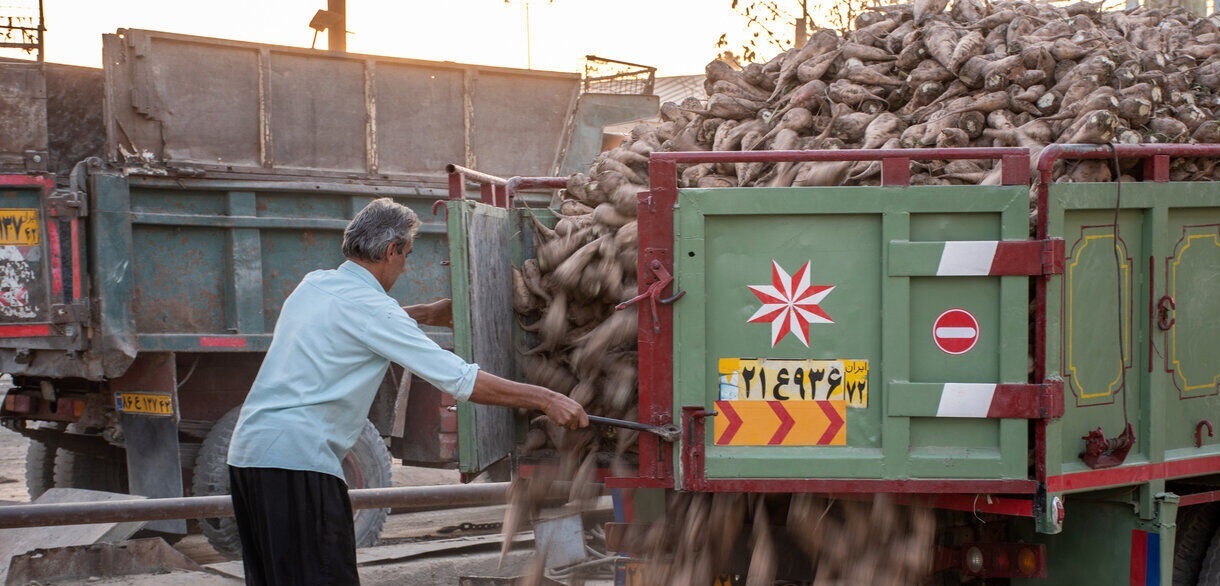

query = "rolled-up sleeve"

[{"left": 361, "top": 303, "right": 478, "bottom": 402}]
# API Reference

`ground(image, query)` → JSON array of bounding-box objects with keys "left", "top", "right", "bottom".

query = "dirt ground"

[
  {"left": 0, "top": 426, "right": 30, "bottom": 503},
  {"left": 0, "top": 424, "right": 461, "bottom": 505}
]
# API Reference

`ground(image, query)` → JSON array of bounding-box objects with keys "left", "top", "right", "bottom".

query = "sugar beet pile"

[{"left": 508, "top": 0, "right": 1220, "bottom": 582}]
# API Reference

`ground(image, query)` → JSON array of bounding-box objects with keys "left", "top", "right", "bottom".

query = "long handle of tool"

[{"left": 587, "top": 414, "right": 661, "bottom": 434}]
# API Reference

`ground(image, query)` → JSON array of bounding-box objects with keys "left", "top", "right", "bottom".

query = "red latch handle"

[{"left": 615, "top": 260, "right": 685, "bottom": 333}]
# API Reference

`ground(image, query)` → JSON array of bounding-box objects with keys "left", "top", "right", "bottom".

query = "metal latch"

[
  {"left": 50, "top": 303, "right": 91, "bottom": 324},
  {"left": 615, "top": 260, "right": 685, "bottom": 333},
  {"left": 47, "top": 189, "right": 88, "bottom": 218}
]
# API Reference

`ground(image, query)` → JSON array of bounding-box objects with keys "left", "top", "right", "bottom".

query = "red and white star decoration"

[{"left": 748, "top": 260, "right": 835, "bottom": 347}]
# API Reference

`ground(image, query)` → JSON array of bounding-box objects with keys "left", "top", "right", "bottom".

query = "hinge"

[
  {"left": 1041, "top": 238, "right": 1064, "bottom": 275},
  {"left": 1037, "top": 379, "right": 1064, "bottom": 419},
  {"left": 47, "top": 189, "right": 88, "bottom": 218}
]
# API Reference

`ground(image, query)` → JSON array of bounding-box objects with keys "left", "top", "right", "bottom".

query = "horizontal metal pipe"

[
  {"left": 0, "top": 482, "right": 527, "bottom": 530},
  {"left": 652, "top": 147, "right": 1030, "bottom": 165},
  {"left": 446, "top": 164, "right": 508, "bottom": 187},
  {"left": 505, "top": 176, "right": 566, "bottom": 204}
]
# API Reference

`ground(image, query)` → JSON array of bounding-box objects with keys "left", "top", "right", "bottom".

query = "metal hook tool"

[{"left": 587, "top": 415, "right": 680, "bottom": 443}]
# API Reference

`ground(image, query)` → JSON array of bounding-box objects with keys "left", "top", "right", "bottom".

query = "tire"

[
  {"left": 52, "top": 438, "right": 128, "bottom": 495},
  {"left": 24, "top": 422, "right": 64, "bottom": 500},
  {"left": 1199, "top": 514, "right": 1220, "bottom": 586},
  {"left": 1177, "top": 504, "right": 1220, "bottom": 586},
  {"left": 193, "top": 407, "right": 393, "bottom": 560}
]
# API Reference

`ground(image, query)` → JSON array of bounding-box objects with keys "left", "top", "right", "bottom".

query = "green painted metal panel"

[
  {"left": 82, "top": 174, "right": 455, "bottom": 357},
  {"left": 447, "top": 200, "right": 517, "bottom": 476},
  {"left": 1013, "top": 496, "right": 1176, "bottom": 586},
  {"left": 676, "top": 185, "right": 1031, "bottom": 480},
  {"left": 1045, "top": 182, "right": 1220, "bottom": 486}
]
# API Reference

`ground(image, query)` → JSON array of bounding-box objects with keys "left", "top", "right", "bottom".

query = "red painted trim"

[
  {"left": 987, "top": 382, "right": 1064, "bottom": 419},
  {"left": 652, "top": 148, "right": 1030, "bottom": 174},
  {"left": 639, "top": 158, "right": 678, "bottom": 485},
  {"left": 1047, "top": 454, "right": 1220, "bottom": 492},
  {"left": 71, "top": 218, "right": 81, "bottom": 301},
  {"left": 0, "top": 324, "right": 52, "bottom": 337},
  {"left": 45, "top": 219, "right": 62, "bottom": 299},
  {"left": 990, "top": 241, "right": 1044, "bottom": 275},
  {"left": 1178, "top": 490, "right": 1220, "bottom": 507},
  {"left": 880, "top": 157, "right": 910, "bottom": 186},
  {"left": 604, "top": 476, "right": 672, "bottom": 490},
  {"left": 835, "top": 492, "right": 1035, "bottom": 517},
  {"left": 0, "top": 175, "right": 56, "bottom": 190},
  {"left": 199, "top": 336, "right": 248, "bottom": 348},
  {"left": 690, "top": 477, "right": 1037, "bottom": 494},
  {"left": 1130, "top": 530, "right": 1147, "bottom": 586}
]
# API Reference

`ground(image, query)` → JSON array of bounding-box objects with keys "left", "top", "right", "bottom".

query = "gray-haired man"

[{"left": 227, "top": 198, "right": 588, "bottom": 585}]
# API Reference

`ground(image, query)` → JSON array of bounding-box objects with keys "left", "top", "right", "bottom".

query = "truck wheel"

[
  {"left": 52, "top": 438, "right": 129, "bottom": 494},
  {"left": 1198, "top": 516, "right": 1220, "bottom": 586},
  {"left": 1177, "top": 503, "right": 1220, "bottom": 586},
  {"left": 193, "top": 407, "right": 393, "bottom": 560},
  {"left": 24, "top": 422, "right": 65, "bottom": 499}
]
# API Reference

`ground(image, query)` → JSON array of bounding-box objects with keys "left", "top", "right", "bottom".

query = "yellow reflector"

[{"left": 1017, "top": 546, "right": 1039, "bottom": 575}]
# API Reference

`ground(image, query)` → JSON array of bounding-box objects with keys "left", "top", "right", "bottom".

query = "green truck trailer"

[
  {"left": 0, "top": 29, "right": 655, "bottom": 553},
  {"left": 444, "top": 145, "right": 1220, "bottom": 585}
]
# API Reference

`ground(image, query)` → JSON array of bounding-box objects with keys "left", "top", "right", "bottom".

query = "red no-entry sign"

[{"left": 933, "top": 308, "right": 979, "bottom": 355}]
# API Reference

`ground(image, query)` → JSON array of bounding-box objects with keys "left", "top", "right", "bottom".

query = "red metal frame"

[
  {"left": 443, "top": 164, "right": 567, "bottom": 211},
  {"left": 627, "top": 148, "right": 1037, "bottom": 495},
  {"left": 0, "top": 174, "right": 68, "bottom": 339}
]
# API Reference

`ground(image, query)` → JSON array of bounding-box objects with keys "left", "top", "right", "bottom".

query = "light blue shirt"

[{"left": 227, "top": 261, "right": 478, "bottom": 480}]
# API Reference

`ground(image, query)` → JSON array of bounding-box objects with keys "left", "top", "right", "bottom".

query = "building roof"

[
  {"left": 602, "top": 74, "right": 708, "bottom": 136},
  {"left": 653, "top": 74, "right": 708, "bottom": 105}
]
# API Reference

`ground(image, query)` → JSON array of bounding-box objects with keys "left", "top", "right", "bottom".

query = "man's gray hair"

[{"left": 342, "top": 198, "right": 420, "bottom": 262}]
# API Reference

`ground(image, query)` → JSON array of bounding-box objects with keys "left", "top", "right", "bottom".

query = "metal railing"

[{"left": 0, "top": 482, "right": 569, "bottom": 530}]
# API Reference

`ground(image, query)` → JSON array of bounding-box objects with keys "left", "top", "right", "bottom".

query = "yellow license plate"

[
  {"left": 0, "top": 209, "right": 40, "bottom": 245},
  {"left": 115, "top": 392, "right": 174, "bottom": 416}
]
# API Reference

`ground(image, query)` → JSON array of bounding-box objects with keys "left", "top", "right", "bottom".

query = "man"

[{"left": 227, "top": 197, "right": 588, "bottom": 585}]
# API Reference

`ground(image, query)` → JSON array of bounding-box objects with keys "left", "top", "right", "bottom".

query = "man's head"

[
  {"left": 342, "top": 198, "right": 419, "bottom": 262},
  {"left": 342, "top": 198, "right": 420, "bottom": 291}
]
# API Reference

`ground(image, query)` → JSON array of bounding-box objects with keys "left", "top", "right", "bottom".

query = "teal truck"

[
  {"left": 0, "top": 29, "right": 656, "bottom": 552},
  {"left": 444, "top": 145, "right": 1220, "bottom": 585}
]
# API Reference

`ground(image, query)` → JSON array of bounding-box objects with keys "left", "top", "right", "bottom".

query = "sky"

[{"left": 8, "top": 0, "right": 752, "bottom": 77}]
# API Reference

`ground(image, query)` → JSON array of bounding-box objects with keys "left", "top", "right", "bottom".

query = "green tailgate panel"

[
  {"left": 676, "top": 185, "right": 1032, "bottom": 480},
  {"left": 1045, "top": 181, "right": 1220, "bottom": 482}
]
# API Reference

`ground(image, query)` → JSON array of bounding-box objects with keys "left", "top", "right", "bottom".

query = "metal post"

[{"left": 328, "top": 0, "right": 346, "bottom": 52}]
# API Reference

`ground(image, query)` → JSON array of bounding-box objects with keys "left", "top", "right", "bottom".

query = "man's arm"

[
  {"left": 404, "top": 298, "right": 453, "bottom": 328},
  {"left": 468, "top": 371, "right": 588, "bottom": 430}
]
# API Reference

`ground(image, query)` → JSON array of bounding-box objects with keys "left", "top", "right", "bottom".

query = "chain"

[{"left": 437, "top": 521, "right": 503, "bottom": 535}]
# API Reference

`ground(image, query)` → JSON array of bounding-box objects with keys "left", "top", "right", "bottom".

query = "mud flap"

[{"left": 113, "top": 352, "right": 185, "bottom": 535}]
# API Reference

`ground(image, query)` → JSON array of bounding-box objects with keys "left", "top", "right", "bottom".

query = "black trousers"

[{"left": 228, "top": 466, "right": 360, "bottom": 586}]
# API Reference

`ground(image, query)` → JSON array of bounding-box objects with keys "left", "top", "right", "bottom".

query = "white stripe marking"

[
  {"left": 935, "top": 327, "right": 977, "bottom": 339},
  {"left": 937, "top": 241, "right": 998, "bottom": 276},
  {"left": 936, "top": 383, "right": 997, "bottom": 417}
]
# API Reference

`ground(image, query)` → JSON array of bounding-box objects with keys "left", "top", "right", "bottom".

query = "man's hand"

[
  {"left": 467, "top": 372, "right": 588, "bottom": 430},
  {"left": 404, "top": 298, "right": 453, "bottom": 328},
  {"left": 543, "top": 391, "right": 589, "bottom": 430}
]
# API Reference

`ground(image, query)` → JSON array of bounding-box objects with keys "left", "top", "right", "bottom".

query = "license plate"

[
  {"left": 115, "top": 392, "right": 174, "bottom": 416},
  {"left": 0, "top": 209, "right": 40, "bottom": 245}
]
